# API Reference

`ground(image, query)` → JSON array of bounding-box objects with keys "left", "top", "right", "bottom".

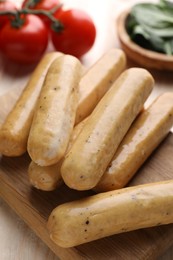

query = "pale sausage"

[
  {"left": 47, "top": 180, "right": 173, "bottom": 247},
  {"left": 28, "top": 118, "right": 87, "bottom": 191},
  {"left": 27, "top": 55, "right": 82, "bottom": 166},
  {"left": 75, "top": 48, "right": 126, "bottom": 124},
  {"left": 0, "top": 52, "right": 62, "bottom": 156},
  {"left": 61, "top": 68, "right": 154, "bottom": 190},
  {"left": 95, "top": 92, "right": 173, "bottom": 191}
]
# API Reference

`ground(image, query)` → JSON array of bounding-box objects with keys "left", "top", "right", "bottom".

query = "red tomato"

[
  {"left": 50, "top": 9, "right": 96, "bottom": 58},
  {"left": 0, "top": 14, "right": 49, "bottom": 64},
  {"left": 22, "top": 0, "right": 62, "bottom": 25},
  {"left": 0, "top": 1, "right": 17, "bottom": 29}
]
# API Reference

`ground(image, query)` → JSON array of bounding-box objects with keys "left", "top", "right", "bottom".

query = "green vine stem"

[
  {"left": 23, "top": 0, "right": 42, "bottom": 8},
  {"left": 0, "top": 5, "right": 64, "bottom": 31}
]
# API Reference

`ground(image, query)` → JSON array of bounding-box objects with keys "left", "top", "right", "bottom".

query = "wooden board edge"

[{"left": 0, "top": 175, "right": 87, "bottom": 260}]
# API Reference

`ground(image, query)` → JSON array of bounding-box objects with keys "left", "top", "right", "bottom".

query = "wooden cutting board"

[{"left": 0, "top": 88, "right": 173, "bottom": 260}]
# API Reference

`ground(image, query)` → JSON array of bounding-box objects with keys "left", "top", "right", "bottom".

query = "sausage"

[
  {"left": 61, "top": 68, "right": 154, "bottom": 190},
  {"left": 28, "top": 48, "right": 125, "bottom": 190},
  {"left": 28, "top": 161, "right": 63, "bottom": 191},
  {"left": 0, "top": 52, "right": 62, "bottom": 156},
  {"left": 0, "top": 48, "right": 124, "bottom": 158},
  {"left": 28, "top": 118, "right": 87, "bottom": 191},
  {"left": 47, "top": 180, "right": 173, "bottom": 247},
  {"left": 75, "top": 48, "right": 126, "bottom": 124},
  {"left": 95, "top": 92, "right": 173, "bottom": 192},
  {"left": 27, "top": 55, "right": 82, "bottom": 166}
]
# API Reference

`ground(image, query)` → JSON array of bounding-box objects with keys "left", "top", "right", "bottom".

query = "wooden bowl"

[{"left": 117, "top": 10, "right": 173, "bottom": 71}]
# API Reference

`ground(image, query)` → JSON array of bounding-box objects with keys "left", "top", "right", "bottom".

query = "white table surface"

[{"left": 0, "top": 0, "right": 173, "bottom": 259}]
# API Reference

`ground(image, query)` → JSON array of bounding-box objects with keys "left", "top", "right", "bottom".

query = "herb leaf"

[{"left": 126, "top": 0, "right": 173, "bottom": 55}]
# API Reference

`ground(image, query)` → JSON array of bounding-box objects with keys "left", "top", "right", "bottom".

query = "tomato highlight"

[
  {"left": 51, "top": 9, "right": 96, "bottom": 57},
  {"left": 0, "top": 1, "right": 97, "bottom": 64},
  {"left": 22, "top": 0, "right": 62, "bottom": 26},
  {"left": 0, "top": 14, "right": 49, "bottom": 64},
  {"left": 0, "top": 0, "right": 17, "bottom": 29}
]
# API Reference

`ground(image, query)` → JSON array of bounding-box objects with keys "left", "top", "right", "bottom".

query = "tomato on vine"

[
  {"left": 0, "top": 0, "right": 17, "bottom": 29},
  {"left": 51, "top": 9, "right": 96, "bottom": 57},
  {"left": 0, "top": 1, "right": 97, "bottom": 64},
  {"left": 22, "top": 0, "right": 62, "bottom": 26},
  {"left": 0, "top": 14, "right": 49, "bottom": 64}
]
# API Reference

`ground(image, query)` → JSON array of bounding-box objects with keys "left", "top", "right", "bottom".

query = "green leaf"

[
  {"left": 149, "top": 34, "right": 167, "bottom": 52},
  {"left": 126, "top": 15, "right": 137, "bottom": 32},
  {"left": 127, "top": 2, "right": 173, "bottom": 55},
  {"left": 131, "top": 3, "right": 173, "bottom": 28},
  {"left": 164, "top": 41, "right": 172, "bottom": 55},
  {"left": 163, "top": 39, "right": 173, "bottom": 55},
  {"left": 159, "top": 0, "right": 173, "bottom": 10},
  {"left": 142, "top": 23, "right": 173, "bottom": 38},
  {"left": 131, "top": 25, "right": 150, "bottom": 40}
]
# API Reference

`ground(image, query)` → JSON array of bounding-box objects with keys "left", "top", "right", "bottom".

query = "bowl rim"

[{"left": 116, "top": 9, "right": 173, "bottom": 69}]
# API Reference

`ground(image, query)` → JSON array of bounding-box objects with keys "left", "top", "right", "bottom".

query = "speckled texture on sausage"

[
  {"left": 47, "top": 180, "right": 173, "bottom": 247},
  {"left": 61, "top": 68, "right": 154, "bottom": 190},
  {"left": 96, "top": 92, "right": 173, "bottom": 192},
  {"left": 28, "top": 117, "right": 87, "bottom": 191},
  {"left": 0, "top": 52, "right": 62, "bottom": 156},
  {"left": 75, "top": 49, "right": 126, "bottom": 124},
  {"left": 27, "top": 55, "right": 82, "bottom": 166}
]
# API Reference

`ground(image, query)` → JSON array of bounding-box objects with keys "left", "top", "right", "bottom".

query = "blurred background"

[{"left": 0, "top": 1, "right": 172, "bottom": 259}]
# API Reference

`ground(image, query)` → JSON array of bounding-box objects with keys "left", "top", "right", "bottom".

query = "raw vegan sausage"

[
  {"left": 28, "top": 118, "right": 88, "bottom": 191},
  {"left": 0, "top": 49, "right": 125, "bottom": 158},
  {"left": 75, "top": 48, "right": 126, "bottom": 124},
  {"left": 61, "top": 68, "right": 154, "bottom": 190},
  {"left": 47, "top": 180, "right": 173, "bottom": 247},
  {"left": 28, "top": 48, "right": 126, "bottom": 190},
  {"left": 95, "top": 92, "right": 173, "bottom": 192},
  {"left": 0, "top": 52, "right": 62, "bottom": 156},
  {"left": 28, "top": 161, "right": 63, "bottom": 191},
  {"left": 27, "top": 55, "right": 82, "bottom": 166}
]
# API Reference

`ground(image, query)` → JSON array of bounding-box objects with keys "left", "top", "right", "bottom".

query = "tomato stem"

[
  {"left": 12, "top": 12, "right": 25, "bottom": 28},
  {"left": 0, "top": 5, "right": 63, "bottom": 31},
  {"left": 0, "top": 10, "right": 24, "bottom": 28},
  {"left": 23, "top": 0, "right": 41, "bottom": 8}
]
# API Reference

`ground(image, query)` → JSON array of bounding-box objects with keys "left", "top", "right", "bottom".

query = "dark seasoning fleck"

[
  {"left": 53, "top": 85, "right": 61, "bottom": 91},
  {"left": 84, "top": 218, "right": 90, "bottom": 240},
  {"left": 85, "top": 135, "right": 91, "bottom": 144}
]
